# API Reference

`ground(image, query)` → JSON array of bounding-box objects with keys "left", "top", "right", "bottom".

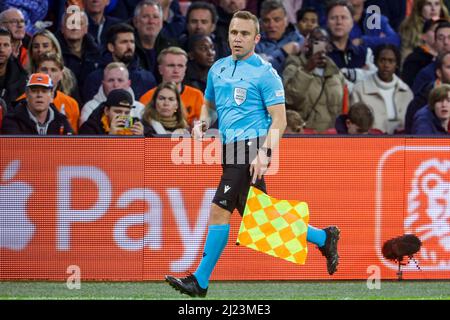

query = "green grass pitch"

[{"left": 1, "top": 281, "right": 449, "bottom": 300}]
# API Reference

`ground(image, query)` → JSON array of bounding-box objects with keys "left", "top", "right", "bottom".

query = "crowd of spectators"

[{"left": 1, "top": 0, "right": 450, "bottom": 136}]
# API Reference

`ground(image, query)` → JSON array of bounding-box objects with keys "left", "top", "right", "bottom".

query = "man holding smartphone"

[{"left": 283, "top": 27, "right": 349, "bottom": 132}]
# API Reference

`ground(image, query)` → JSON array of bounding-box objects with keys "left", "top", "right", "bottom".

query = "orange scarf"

[{"left": 101, "top": 114, "right": 133, "bottom": 135}]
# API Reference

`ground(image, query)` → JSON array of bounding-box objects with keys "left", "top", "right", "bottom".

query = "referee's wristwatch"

[{"left": 259, "top": 147, "right": 272, "bottom": 158}]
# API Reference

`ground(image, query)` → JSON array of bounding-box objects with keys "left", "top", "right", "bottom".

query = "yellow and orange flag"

[{"left": 236, "top": 186, "right": 310, "bottom": 265}]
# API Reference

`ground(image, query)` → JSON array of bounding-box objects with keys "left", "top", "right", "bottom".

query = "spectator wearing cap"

[
  {"left": 79, "top": 88, "right": 144, "bottom": 135},
  {"left": 401, "top": 19, "right": 439, "bottom": 89},
  {"left": 1, "top": 73, "right": 73, "bottom": 135},
  {"left": 185, "top": 34, "right": 216, "bottom": 93},
  {"left": 256, "top": 0, "right": 304, "bottom": 75},
  {"left": 140, "top": 47, "right": 204, "bottom": 127},
  {"left": 28, "top": 29, "right": 80, "bottom": 103},
  {"left": 15, "top": 52, "right": 81, "bottom": 133},
  {"left": 80, "top": 62, "right": 145, "bottom": 126},
  {"left": 0, "top": 27, "right": 27, "bottom": 108}
]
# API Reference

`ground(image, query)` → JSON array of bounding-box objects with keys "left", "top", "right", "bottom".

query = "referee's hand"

[{"left": 250, "top": 150, "right": 270, "bottom": 184}]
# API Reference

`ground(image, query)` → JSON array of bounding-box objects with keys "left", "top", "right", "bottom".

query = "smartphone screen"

[{"left": 313, "top": 41, "right": 327, "bottom": 55}]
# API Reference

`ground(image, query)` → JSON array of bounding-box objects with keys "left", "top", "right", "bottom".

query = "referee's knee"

[{"left": 209, "top": 204, "right": 232, "bottom": 225}]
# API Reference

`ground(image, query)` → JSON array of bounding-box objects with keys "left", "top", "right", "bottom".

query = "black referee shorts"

[{"left": 212, "top": 137, "right": 267, "bottom": 216}]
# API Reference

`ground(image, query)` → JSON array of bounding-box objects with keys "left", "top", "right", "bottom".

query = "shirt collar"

[
  {"left": 331, "top": 39, "right": 358, "bottom": 54},
  {"left": 230, "top": 52, "right": 258, "bottom": 65}
]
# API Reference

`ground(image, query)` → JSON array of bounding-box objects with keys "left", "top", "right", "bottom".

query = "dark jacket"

[
  {"left": 79, "top": 103, "right": 142, "bottom": 135},
  {"left": 411, "top": 105, "right": 449, "bottom": 135},
  {"left": 334, "top": 114, "right": 384, "bottom": 135},
  {"left": 160, "top": 5, "right": 186, "bottom": 39},
  {"left": 179, "top": 32, "right": 229, "bottom": 60},
  {"left": 206, "top": 8, "right": 231, "bottom": 60},
  {"left": 328, "top": 40, "right": 367, "bottom": 69},
  {"left": 215, "top": 5, "right": 234, "bottom": 56},
  {"left": 88, "top": 14, "right": 122, "bottom": 48},
  {"left": 1, "top": 101, "right": 73, "bottom": 135},
  {"left": 411, "top": 61, "right": 436, "bottom": 95},
  {"left": 405, "top": 82, "right": 433, "bottom": 134},
  {"left": 328, "top": 40, "right": 369, "bottom": 70},
  {"left": 142, "top": 118, "right": 156, "bottom": 137},
  {"left": 349, "top": 11, "right": 401, "bottom": 50},
  {"left": 78, "top": 103, "right": 107, "bottom": 134},
  {"left": 256, "top": 23, "right": 304, "bottom": 75},
  {"left": 401, "top": 46, "right": 435, "bottom": 88},
  {"left": 0, "top": 57, "right": 28, "bottom": 108},
  {"left": 365, "top": 0, "right": 406, "bottom": 32},
  {"left": 335, "top": 114, "right": 349, "bottom": 134},
  {"left": 109, "top": 0, "right": 186, "bottom": 37},
  {"left": 56, "top": 31, "right": 102, "bottom": 98},
  {"left": 106, "top": 0, "right": 132, "bottom": 20},
  {"left": 133, "top": 29, "right": 179, "bottom": 77},
  {"left": 185, "top": 60, "right": 208, "bottom": 93},
  {"left": 82, "top": 52, "right": 157, "bottom": 103}
]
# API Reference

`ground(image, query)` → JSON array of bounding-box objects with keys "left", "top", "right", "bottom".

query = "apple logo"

[{"left": 0, "top": 160, "right": 35, "bottom": 250}]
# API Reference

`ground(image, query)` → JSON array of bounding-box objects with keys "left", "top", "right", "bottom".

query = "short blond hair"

[
  {"left": 232, "top": 10, "right": 260, "bottom": 35},
  {"left": 103, "top": 62, "right": 129, "bottom": 79},
  {"left": 157, "top": 47, "right": 188, "bottom": 65}
]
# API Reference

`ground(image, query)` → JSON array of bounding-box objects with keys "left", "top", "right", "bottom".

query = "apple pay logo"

[{"left": 0, "top": 160, "right": 35, "bottom": 250}]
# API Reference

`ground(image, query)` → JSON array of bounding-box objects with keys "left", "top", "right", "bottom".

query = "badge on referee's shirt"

[{"left": 234, "top": 87, "right": 247, "bottom": 105}]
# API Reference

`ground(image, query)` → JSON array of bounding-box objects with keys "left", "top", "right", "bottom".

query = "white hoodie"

[{"left": 80, "top": 86, "right": 146, "bottom": 125}]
